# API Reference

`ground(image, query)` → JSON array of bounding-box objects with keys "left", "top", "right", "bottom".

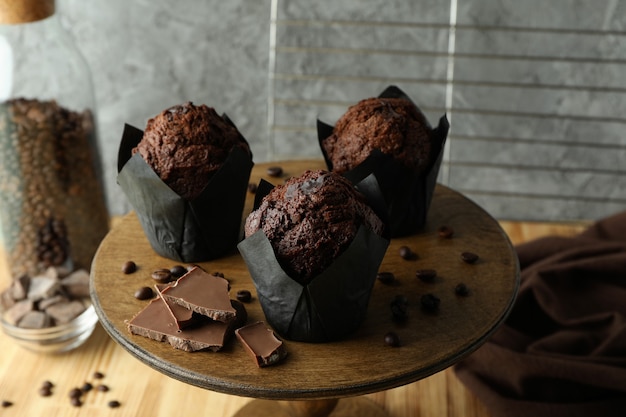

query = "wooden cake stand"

[{"left": 90, "top": 160, "right": 520, "bottom": 417}]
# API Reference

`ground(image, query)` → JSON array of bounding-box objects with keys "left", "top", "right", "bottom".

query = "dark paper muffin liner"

[
  {"left": 117, "top": 121, "right": 253, "bottom": 263},
  {"left": 318, "top": 85, "right": 449, "bottom": 237},
  {"left": 237, "top": 176, "right": 390, "bottom": 343}
]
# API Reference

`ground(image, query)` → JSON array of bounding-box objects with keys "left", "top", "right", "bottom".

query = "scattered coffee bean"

[
  {"left": 415, "top": 269, "right": 437, "bottom": 282},
  {"left": 384, "top": 331, "right": 401, "bottom": 347},
  {"left": 70, "top": 397, "right": 83, "bottom": 407},
  {"left": 68, "top": 388, "right": 82, "bottom": 399},
  {"left": 247, "top": 182, "right": 258, "bottom": 193},
  {"left": 1, "top": 400, "right": 13, "bottom": 408},
  {"left": 399, "top": 246, "right": 417, "bottom": 260},
  {"left": 81, "top": 382, "right": 93, "bottom": 393},
  {"left": 461, "top": 252, "right": 479, "bottom": 264},
  {"left": 455, "top": 283, "right": 470, "bottom": 296},
  {"left": 170, "top": 265, "right": 187, "bottom": 278},
  {"left": 438, "top": 225, "right": 454, "bottom": 239},
  {"left": 41, "top": 380, "right": 54, "bottom": 390},
  {"left": 390, "top": 295, "right": 409, "bottom": 322},
  {"left": 121, "top": 261, "right": 137, "bottom": 274},
  {"left": 39, "top": 386, "right": 52, "bottom": 397},
  {"left": 266, "top": 166, "right": 283, "bottom": 177},
  {"left": 420, "top": 293, "right": 440, "bottom": 312},
  {"left": 93, "top": 371, "right": 105, "bottom": 379},
  {"left": 97, "top": 384, "right": 109, "bottom": 392},
  {"left": 376, "top": 271, "right": 396, "bottom": 285},
  {"left": 151, "top": 268, "right": 174, "bottom": 284},
  {"left": 236, "top": 289, "right": 252, "bottom": 303},
  {"left": 134, "top": 286, "right": 154, "bottom": 300},
  {"left": 108, "top": 400, "right": 121, "bottom": 408}
]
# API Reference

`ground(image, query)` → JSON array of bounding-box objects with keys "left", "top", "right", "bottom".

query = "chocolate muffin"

[
  {"left": 244, "top": 170, "right": 385, "bottom": 284},
  {"left": 322, "top": 97, "right": 433, "bottom": 174},
  {"left": 132, "top": 102, "right": 250, "bottom": 200}
]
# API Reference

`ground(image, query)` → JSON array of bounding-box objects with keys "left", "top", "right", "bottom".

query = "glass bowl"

[{"left": 1, "top": 304, "right": 98, "bottom": 354}]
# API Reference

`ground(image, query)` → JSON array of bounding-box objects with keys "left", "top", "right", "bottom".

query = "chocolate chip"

[
  {"left": 97, "top": 384, "right": 109, "bottom": 392},
  {"left": 376, "top": 271, "right": 396, "bottom": 284},
  {"left": 93, "top": 371, "right": 105, "bottom": 379},
  {"left": 68, "top": 388, "right": 82, "bottom": 399},
  {"left": 170, "top": 265, "right": 187, "bottom": 278},
  {"left": 399, "top": 246, "right": 417, "bottom": 260},
  {"left": 1, "top": 401, "right": 13, "bottom": 408},
  {"left": 247, "top": 182, "right": 258, "bottom": 193},
  {"left": 81, "top": 382, "right": 93, "bottom": 393},
  {"left": 390, "top": 295, "right": 409, "bottom": 322},
  {"left": 415, "top": 269, "right": 437, "bottom": 282},
  {"left": 151, "top": 268, "right": 174, "bottom": 284},
  {"left": 134, "top": 286, "right": 154, "bottom": 300},
  {"left": 108, "top": 400, "right": 121, "bottom": 408},
  {"left": 455, "top": 283, "right": 470, "bottom": 296},
  {"left": 121, "top": 261, "right": 137, "bottom": 274},
  {"left": 236, "top": 290, "right": 252, "bottom": 303},
  {"left": 384, "top": 331, "right": 401, "bottom": 347},
  {"left": 438, "top": 226, "right": 454, "bottom": 238},
  {"left": 420, "top": 293, "right": 440, "bottom": 312},
  {"left": 461, "top": 252, "right": 479, "bottom": 264},
  {"left": 266, "top": 166, "right": 283, "bottom": 177}
]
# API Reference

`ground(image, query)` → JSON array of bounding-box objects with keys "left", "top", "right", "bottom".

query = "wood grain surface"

[{"left": 0, "top": 160, "right": 590, "bottom": 417}]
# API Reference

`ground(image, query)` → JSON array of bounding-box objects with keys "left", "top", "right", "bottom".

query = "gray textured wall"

[{"left": 56, "top": 0, "right": 626, "bottom": 221}]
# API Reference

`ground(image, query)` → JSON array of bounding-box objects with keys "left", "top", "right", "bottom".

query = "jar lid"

[{"left": 0, "top": 0, "right": 55, "bottom": 25}]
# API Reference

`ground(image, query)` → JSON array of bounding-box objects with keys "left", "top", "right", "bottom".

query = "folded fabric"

[{"left": 455, "top": 211, "right": 626, "bottom": 417}]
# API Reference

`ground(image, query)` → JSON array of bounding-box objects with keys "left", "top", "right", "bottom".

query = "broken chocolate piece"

[
  {"left": 127, "top": 297, "right": 246, "bottom": 352},
  {"left": 154, "top": 285, "right": 197, "bottom": 330},
  {"left": 235, "top": 321, "right": 287, "bottom": 367},
  {"left": 18, "top": 311, "right": 52, "bottom": 329},
  {"left": 46, "top": 300, "right": 86, "bottom": 324},
  {"left": 60, "top": 269, "right": 90, "bottom": 298},
  {"left": 160, "top": 267, "right": 236, "bottom": 322},
  {"left": 27, "top": 275, "right": 60, "bottom": 301}
]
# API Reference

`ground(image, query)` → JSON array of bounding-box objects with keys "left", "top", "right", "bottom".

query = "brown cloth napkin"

[{"left": 455, "top": 211, "right": 626, "bottom": 417}]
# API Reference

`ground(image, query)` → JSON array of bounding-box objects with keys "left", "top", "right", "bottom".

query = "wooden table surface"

[{"left": 0, "top": 159, "right": 590, "bottom": 417}]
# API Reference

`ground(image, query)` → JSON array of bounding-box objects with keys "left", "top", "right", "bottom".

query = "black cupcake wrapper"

[
  {"left": 318, "top": 85, "right": 449, "bottom": 237},
  {"left": 117, "top": 120, "right": 253, "bottom": 263},
  {"left": 237, "top": 174, "right": 390, "bottom": 342}
]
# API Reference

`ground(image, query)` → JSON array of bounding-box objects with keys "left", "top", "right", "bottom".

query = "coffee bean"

[
  {"left": 134, "top": 286, "right": 154, "bottom": 300},
  {"left": 376, "top": 271, "right": 395, "bottom": 285},
  {"left": 97, "top": 384, "right": 109, "bottom": 392},
  {"left": 420, "top": 293, "right": 440, "bottom": 312},
  {"left": 236, "top": 289, "right": 252, "bottom": 303},
  {"left": 266, "top": 166, "right": 283, "bottom": 177},
  {"left": 1, "top": 401, "right": 13, "bottom": 408},
  {"left": 415, "top": 269, "right": 437, "bottom": 282},
  {"left": 93, "top": 371, "right": 105, "bottom": 379},
  {"left": 455, "top": 283, "right": 470, "bottom": 296},
  {"left": 438, "top": 225, "right": 454, "bottom": 239},
  {"left": 461, "top": 252, "right": 479, "bottom": 264},
  {"left": 247, "top": 182, "right": 258, "bottom": 193},
  {"left": 39, "top": 386, "right": 52, "bottom": 397},
  {"left": 213, "top": 271, "right": 225, "bottom": 278},
  {"left": 121, "top": 261, "right": 137, "bottom": 274},
  {"left": 41, "top": 380, "right": 54, "bottom": 389},
  {"left": 399, "top": 246, "right": 417, "bottom": 260},
  {"left": 81, "top": 382, "right": 93, "bottom": 392},
  {"left": 68, "top": 388, "right": 82, "bottom": 399},
  {"left": 108, "top": 400, "right": 121, "bottom": 408},
  {"left": 70, "top": 397, "right": 82, "bottom": 407},
  {"left": 170, "top": 265, "right": 187, "bottom": 278},
  {"left": 390, "top": 295, "right": 409, "bottom": 322},
  {"left": 384, "top": 331, "right": 401, "bottom": 347},
  {"left": 151, "top": 268, "right": 173, "bottom": 284}
]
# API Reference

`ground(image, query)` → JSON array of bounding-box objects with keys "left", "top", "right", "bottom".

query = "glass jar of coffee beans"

[{"left": 0, "top": 0, "right": 109, "bottom": 335}]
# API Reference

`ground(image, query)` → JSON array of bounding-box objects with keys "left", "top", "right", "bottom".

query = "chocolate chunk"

[
  {"left": 266, "top": 166, "right": 283, "bottom": 177},
  {"left": 134, "top": 287, "right": 154, "bottom": 300},
  {"left": 38, "top": 294, "right": 69, "bottom": 310},
  {"left": 151, "top": 268, "right": 174, "bottom": 284},
  {"left": 160, "top": 267, "right": 236, "bottom": 322},
  {"left": 60, "top": 269, "right": 90, "bottom": 298},
  {"left": 399, "top": 246, "right": 417, "bottom": 260},
  {"left": 4, "top": 299, "right": 35, "bottom": 325},
  {"left": 122, "top": 261, "right": 137, "bottom": 274},
  {"left": 154, "top": 284, "right": 197, "bottom": 330},
  {"left": 461, "top": 252, "right": 479, "bottom": 264},
  {"left": 384, "top": 331, "right": 401, "bottom": 347},
  {"left": 10, "top": 275, "right": 30, "bottom": 300},
  {"left": 415, "top": 269, "right": 437, "bottom": 283},
  {"left": 26, "top": 275, "right": 60, "bottom": 301},
  {"left": 46, "top": 300, "right": 86, "bottom": 324},
  {"left": 127, "top": 297, "right": 246, "bottom": 352},
  {"left": 235, "top": 321, "right": 288, "bottom": 367},
  {"left": 236, "top": 289, "right": 252, "bottom": 303},
  {"left": 438, "top": 225, "right": 454, "bottom": 238},
  {"left": 18, "top": 311, "right": 51, "bottom": 329},
  {"left": 376, "top": 272, "right": 396, "bottom": 285}
]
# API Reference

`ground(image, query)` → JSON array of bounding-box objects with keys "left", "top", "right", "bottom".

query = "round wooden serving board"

[{"left": 90, "top": 160, "right": 520, "bottom": 401}]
